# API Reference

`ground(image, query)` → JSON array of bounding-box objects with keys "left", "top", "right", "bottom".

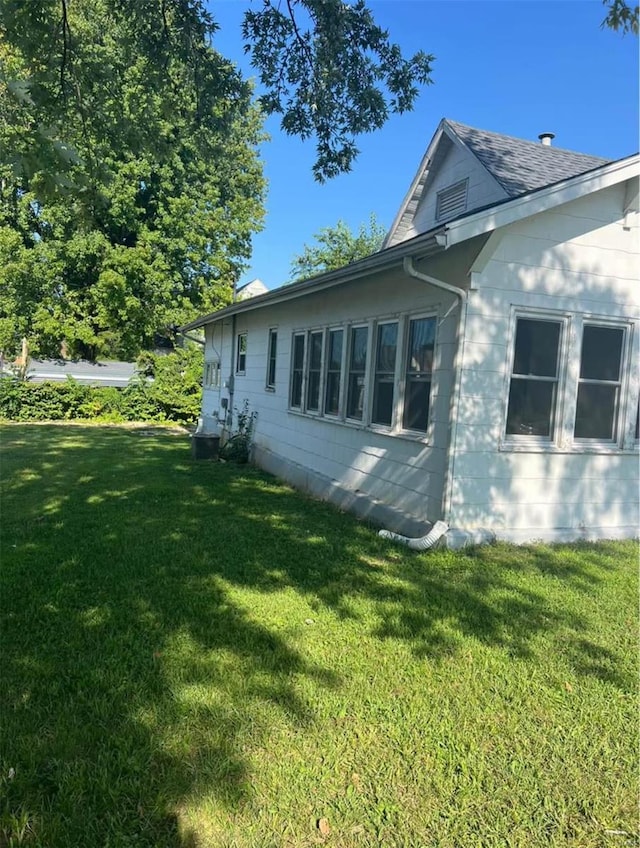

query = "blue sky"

[{"left": 208, "top": 1, "right": 639, "bottom": 290}]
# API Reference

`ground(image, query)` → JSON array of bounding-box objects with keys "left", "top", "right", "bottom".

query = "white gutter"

[{"left": 378, "top": 256, "right": 467, "bottom": 548}]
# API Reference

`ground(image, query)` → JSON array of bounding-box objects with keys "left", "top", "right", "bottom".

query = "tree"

[
  {"left": 0, "top": 0, "right": 433, "bottom": 357},
  {"left": 0, "top": 0, "right": 265, "bottom": 358},
  {"left": 289, "top": 214, "right": 386, "bottom": 281},
  {"left": 602, "top": 0, "right": 639, "bottom": 34},
  {"left": 243, "top": 0, "right": 433, "bottom": 181}
]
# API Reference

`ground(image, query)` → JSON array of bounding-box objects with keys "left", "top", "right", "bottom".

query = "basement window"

[{"left": 436, "top": 179, "right": 468, "bottom": 221}]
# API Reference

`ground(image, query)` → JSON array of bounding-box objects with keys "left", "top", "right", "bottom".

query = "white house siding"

[
  {"left": 202, "top": 266, "right": 465, "bottom": 531},
  {"left": 448, "top": 183, "right": 640, "bottom": 544},
  {"left": 408, "top": 141, "right": 507, "bottom": 239}
]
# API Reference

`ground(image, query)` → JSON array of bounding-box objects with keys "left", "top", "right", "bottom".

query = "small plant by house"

[{"left": 220, "top": 399, "right": 257, "bottom": 463}]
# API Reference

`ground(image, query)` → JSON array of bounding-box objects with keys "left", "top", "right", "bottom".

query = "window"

[
  {"left": 266, "top": 329, "right": 277, "bottom": 389},
  {"left": 574, "top": 325, "right": 624, "bottom": 440},
  {"left": 204, "top": 360, "right": 221, "bottom": 389},
  {"left": 236, "top": 332, "right": 247, "bottom": 374},
  {"left": 506, "top": 317, "right": 562, "bottom": 438},
  {"left": 436, "top": 179, "right": 468, "bottom": 221},
  {"left": 371, "top": 322, "right": 398, "bottom": 426},
  {"left": 346, "top": 326, "right": 369, "bottom": 420},
  {"left": 403, "top": 316, "right": 436, "bottom": 431},
  {"left": 324, "top": 329, "right": 343, "bottom": 416},
  {"left": 306, "top": 331, "right": 323, "bottom": 412},
  {"left": 290, "top": 333, "right": 305, "bottom": 408},
  {"left": 287, "top": 314, "right": 440, "bottom": 437}
]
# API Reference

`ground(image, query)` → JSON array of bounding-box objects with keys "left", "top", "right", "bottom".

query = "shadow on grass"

[{"left": 1, "top": 425, "right": 635, "bottom": 846}]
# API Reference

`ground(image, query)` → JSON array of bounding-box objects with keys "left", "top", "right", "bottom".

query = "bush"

[
  {"left": 0, "top": 349, "right": 204, "bottom": 425},
  {"left": 136, "top": 347, "right": 203, "bottom": 423}
]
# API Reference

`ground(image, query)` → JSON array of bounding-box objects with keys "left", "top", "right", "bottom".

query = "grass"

[{"left": 1, "top": 423, "right": 637, "bottom": 848}]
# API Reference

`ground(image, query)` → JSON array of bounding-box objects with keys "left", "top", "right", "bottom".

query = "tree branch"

[
  {"left": 285, "top": 0, "right": 314, "bottom": 74},
  {"left": 60, "top": 0, "right": 70, "bottom": 103}
]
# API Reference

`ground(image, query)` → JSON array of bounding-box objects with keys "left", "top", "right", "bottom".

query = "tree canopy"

[
  {"left": 289, "top": 214, "right": 386, "bottom": 282},
  {"left": 602, "top": 0, "right": 639, "bottom": 34},
  {"left": 0, "top": 0, "right": 434, "bottom": 358},
  {"left": 0, "top": 0, "right": 265, "bottom": 358}
]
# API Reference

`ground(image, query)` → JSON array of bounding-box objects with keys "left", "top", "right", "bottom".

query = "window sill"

[
  {"left": 264, "top": 386, "right": 275, "bottom": 393},
  {"left": 287, "top": 408, "right": 431, "bottom": 444},
  {"left": 499, "top": 441, "right": 639, "bottom": 455}
]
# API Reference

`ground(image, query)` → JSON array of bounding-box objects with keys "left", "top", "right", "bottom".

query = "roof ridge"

[{"left": 443, "top": 118, "right": 611, "bottom": 163}]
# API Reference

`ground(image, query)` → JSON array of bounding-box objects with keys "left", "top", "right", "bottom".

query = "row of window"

[
  {"left": 288, "top": 314, "right": 437, "bottom": 433},
  {"left": 206, "top": 310, "right": 638, "bottom": 448},
  {"left": 506, "top": 315, "right": 637, "bottom": 445}
]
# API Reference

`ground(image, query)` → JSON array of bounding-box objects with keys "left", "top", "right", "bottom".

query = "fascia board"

[
  {"left": 445, "top": 155, "right": 639, "bottom": 246},
  {"left": 381, "top": 121, "right": 447, "bottom": 249}
]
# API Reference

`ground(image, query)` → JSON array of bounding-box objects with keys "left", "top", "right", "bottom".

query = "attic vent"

[{"left": 436, "top": 179, "right": 468, "bottom": 221}]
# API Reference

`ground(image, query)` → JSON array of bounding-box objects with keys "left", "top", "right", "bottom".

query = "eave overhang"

[
  {"left": 181, "top": 227, "right": 447, "bottom": 331},
  {"left": 182, "top": 153, "right": 638, "bottom": 333},
  {"left": 444, "top": 153, "right": 639, "bottom": 247}
]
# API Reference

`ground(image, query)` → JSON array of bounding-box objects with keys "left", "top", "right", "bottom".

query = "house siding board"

[
  {"left": 449, "top": 188, "right": 639, "bottom": 541},
  {"left": 203, "top": 267, "right": 458, "bottom": 527}
]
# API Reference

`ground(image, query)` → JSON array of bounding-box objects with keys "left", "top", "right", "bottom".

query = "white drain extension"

[{"left": 379, "top": 520, "right": 449, "bottom": 551}]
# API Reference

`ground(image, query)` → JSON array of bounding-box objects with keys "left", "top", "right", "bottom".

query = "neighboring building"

[
  {"left": 236, "top": 278, "right": 269, "bottom": 301},
  {"left": 19, "top": 359, "right": 139, "bottom": 388},
  {"left": 183, "top": 119, "right": 639, "bottom": 547}
]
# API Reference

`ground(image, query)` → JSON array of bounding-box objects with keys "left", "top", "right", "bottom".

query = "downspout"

[{"left": 378, "top": 255, "right": 467, "bottom": 549}]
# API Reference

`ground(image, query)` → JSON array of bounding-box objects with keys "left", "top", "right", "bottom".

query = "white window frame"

[
  {"left": 501, "top": 309, "right": 637, "bottom": 454},
  {"left": 345, "top": 323, "right": 371, "bottom": 423},
  {"left": 289, "top": 332, "right": 307, "bottom": 410},
  {"left": 400, "top": 313, "right": 439, "bottom": 435},
  {"left": 370, "top": 319, "right": 400, "bottom": 429},
  {"left": 323, "top": 326, "right": 346, "bottom": 418},
  {"left": 236, "top": 332, "right": 247, "bottom": 375},
  {"left": 572, "top": 319, "right": 630, "bottom": 448},
  {"left": 286, "top": 311, "right": 440, "bottom": 442},
  {"left": 304, "top": 329, "right": 325, "bottom": 414},
  {"left": 502, "top": 310, "right": 569, "bottom": 447},
  {"left": 266, "top": 328, "right": 278, "bottom": 390}
]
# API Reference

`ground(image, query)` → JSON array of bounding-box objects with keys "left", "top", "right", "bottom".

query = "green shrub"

[
  {"left": 137, "top": 347, "right": 203, "bottom": 423},
  {"left": 0, "top": 348, "right": 203, "bottom": 425}
]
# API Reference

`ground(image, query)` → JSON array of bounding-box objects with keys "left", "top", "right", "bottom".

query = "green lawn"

[{"left": 1, "top": 424, "right": 637, "bottom": 848}]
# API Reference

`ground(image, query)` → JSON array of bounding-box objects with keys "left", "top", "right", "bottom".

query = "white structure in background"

[
  {"left": 236, "top": 278, "right": 269, "bottom": 301},
  {"left": 184, "top": 119, "right": 640, "bottom": 547}
]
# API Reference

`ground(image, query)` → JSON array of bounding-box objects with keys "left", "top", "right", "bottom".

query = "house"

[
  {"left": 183, "top": 119, "right": 640, "bottom": 547},
  {"left": 1, "top": 358, "right": 140, "bottom": 387},
  {"left": 236, "top": 278, "right": 269, "bottom": 300}
]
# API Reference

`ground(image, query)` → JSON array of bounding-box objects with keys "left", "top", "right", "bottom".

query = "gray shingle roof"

[{"left": 445, "top": 119, "right": 610, "bottom": 197}]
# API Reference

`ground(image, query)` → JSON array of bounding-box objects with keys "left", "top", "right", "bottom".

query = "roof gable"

[
  {"left": 385, "top": 119, "right": 611, "bottom": 247},
  {"left": 445, "top": 120, "right": 609, "bottom": 196}
]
